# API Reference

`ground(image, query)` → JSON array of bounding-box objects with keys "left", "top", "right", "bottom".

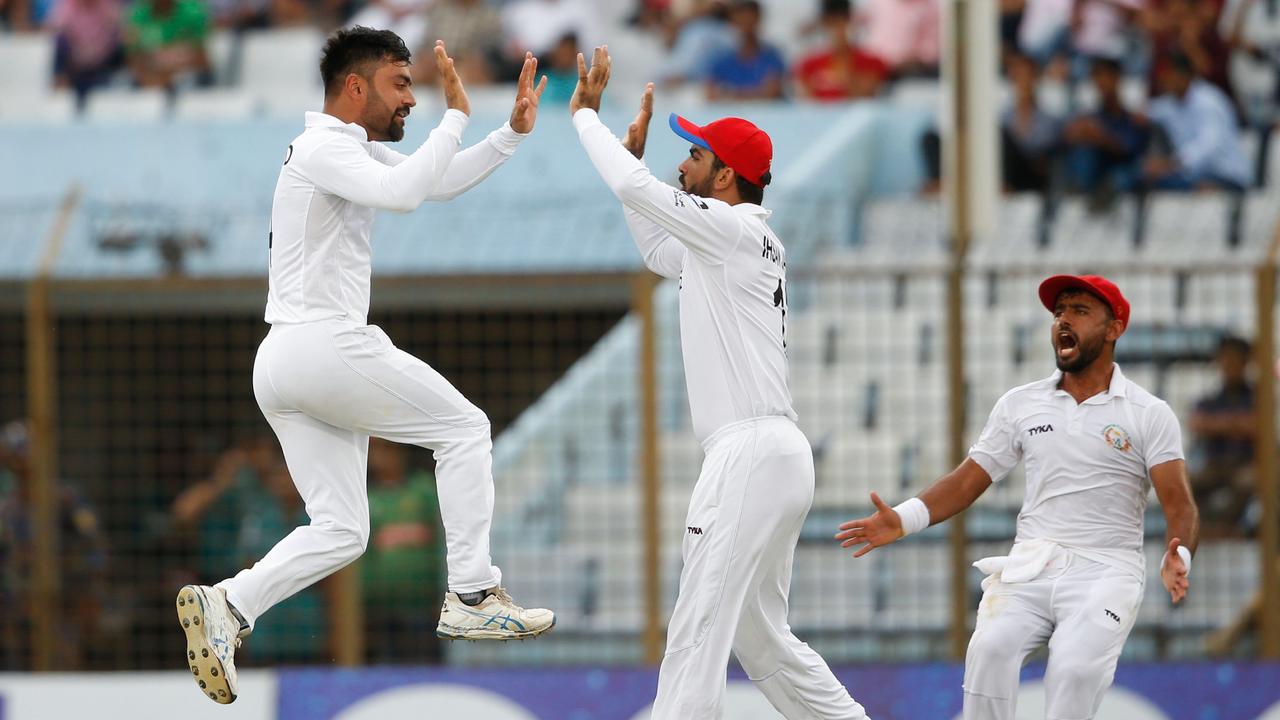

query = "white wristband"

[
  {"left": 1162, "top": 545, "right": 1192, "bottom": 575},
  {"left": 893, "top": 497, "right": 930, "bottom": 537}
]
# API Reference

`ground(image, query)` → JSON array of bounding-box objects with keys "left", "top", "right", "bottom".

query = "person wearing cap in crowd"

[
  {"left": 836, "top": 275, "right": 1200, "bottom": 720},
  {"left": 570, "top": 46, "right": 870, "bottom": 720}
]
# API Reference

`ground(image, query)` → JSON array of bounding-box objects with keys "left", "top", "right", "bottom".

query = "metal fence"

[{"left": 2, "top": 224, "right": 1278, "bottom": 672}]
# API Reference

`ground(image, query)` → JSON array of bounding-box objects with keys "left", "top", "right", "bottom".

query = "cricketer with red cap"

[
  {"left": 570, "top": 47, "right": 870, "bottom": 720},
  {"left": 836, "top": 274, "right": 1199, "bottom": 720}
]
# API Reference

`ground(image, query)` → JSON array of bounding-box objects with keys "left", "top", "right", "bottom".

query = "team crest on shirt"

[{"left": 1102, "top": 424, "right": 1132, "bottom": 453}]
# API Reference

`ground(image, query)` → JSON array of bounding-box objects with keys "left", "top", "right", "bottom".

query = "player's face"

[
  {"left": 677, "top": 145, "right": 717, "bottom": 197},
  {"left": 1051, "top": 290, "right": 1117, "bottom": 373},
  {"left": 363, "top": 61, "right": 415, "bottom": 142}
]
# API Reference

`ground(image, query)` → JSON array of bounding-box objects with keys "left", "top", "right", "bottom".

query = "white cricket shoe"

[
  {"left": 436, "top": 587, "right": 555, "bottom": 641},
  {"left": 176, "top": 585, "right": 245, "bottom": 704}
]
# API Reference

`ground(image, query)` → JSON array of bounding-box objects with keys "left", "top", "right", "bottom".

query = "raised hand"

[
  {"left": 509, "top": 51, "right": 548, "bottom": 134},
  {"left": 434, "top": 40, "right": 470, "bottom": 116},
  {"left": 1161, "top": 537, "right": 1190, "bottom": 604},
  {"left": 834, "top": 492, "right": 905, "bottom": 558},
  {"left": 569, "top": 45, "right": 611, "bottom": 115},
  {"left": 622, "top": 82, "right": 655, "bottom": 160}
]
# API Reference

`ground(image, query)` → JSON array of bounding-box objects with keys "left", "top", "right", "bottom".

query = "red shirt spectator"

[
  {"left": 797, "top": 0, "right": 889, "bottom": 100},
  {"left": 857, "top": 0, "right": 940, "bottom": 74}
]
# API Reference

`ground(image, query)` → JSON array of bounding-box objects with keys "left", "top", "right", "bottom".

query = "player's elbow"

[
  {"left": 386, "top": 196, "right": 420, "bottom": 213},
  {"left": 609, "top": 168, "right": 654, "bottom": 203}
]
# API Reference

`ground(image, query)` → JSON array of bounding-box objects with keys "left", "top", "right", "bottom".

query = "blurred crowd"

[
  {"left": 3, "top": 0, "right": 1279, "bottom": 185},
  {"left": 921, "top": 0, "right": 1280, "bottom": 196},
  {"left": 2, "top": 0, "right": 1278, "bottom": 194},
  {"left": 0, "top": 421, "right": 447, "bottom": 669}
]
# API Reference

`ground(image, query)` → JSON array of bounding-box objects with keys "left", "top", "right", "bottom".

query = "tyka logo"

[
  {"left": 687, "top": 526, "right": 704, "bottom": 535},
  {"left": 1028, "top": 424, "right": 1054, "bottom": 436},
  {"left": 1104, "top": 608, "right": 1121, "bottom": 624}
]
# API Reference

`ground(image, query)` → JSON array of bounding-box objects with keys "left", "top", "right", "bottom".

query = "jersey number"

[{"left": 773, "top": 279, "right": 787, "bottom": 349}]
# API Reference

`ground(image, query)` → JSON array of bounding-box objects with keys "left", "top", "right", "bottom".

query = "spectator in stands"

[
  {"left": 123, "top": 0, "right": 211, "bottom": 90},
  {"left": 0, "top": 420, "right": 108, "bottom": 670},
  {"left": 416, "top": 0, "right": 505, "bottom": 86},
  {"left": 347, "top": 0, "right": 430, "bottom": 58},
  {"left": 1071, "top": 0, "right": 1143, "bottom": 64},
  {"left": 1017, "top": 0, "right": 1072, "bottom": 70},
  {"left": 542, "top": 32, "right": 583, "bottom": 103},
  {"left": 362, "top": 438, "right": 445, "bottom": 664},
  {"left": 706, "top": 0, "right": 785, "bottom": 101},
  {"left": 1145, "top": 53, "right": 1251, "bottom": 190},
  {"left": 171, "top": 440, "right": 324, "bottom": 664},
  {"left": 657, "top": 0, "right": 735, "bottom": 87},
  {"left": 1188, "top": 336, "right": 1256, "bottom": 537},
  {"left": 3, "top": 0, "right": 55, "bottom": 30},
  {"left": 795, "top": 0, "right": 889, "bottom": 101},
  {"left": 205, "top": 0, "right": 268, "bottom": 31},
  {"left": 1002, "top": 51, "right": 1061, "bottom": 192},
  {"left": 47, "top": 0, "right": 124, "bottom": 104},
  {"left": 171, "top": 438, "right": 279, "bottom": 583},
  {"left": 1062, "top": 56, "right": 1149, "bottom": 198},
  {"left": 502, "top": 0, "right": 602, "bottom": 60},
  {"left": 1145, "top": 0, "right": 1235, "bottom": 110},
  {"left": 856, "top": 0, "right": 940, "bottom": 77}
]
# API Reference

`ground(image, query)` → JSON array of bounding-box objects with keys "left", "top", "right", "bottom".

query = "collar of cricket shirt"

[{"left": 304, "top": 111, "right": 369, "bottom": 141}]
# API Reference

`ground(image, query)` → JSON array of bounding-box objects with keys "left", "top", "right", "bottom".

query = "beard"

[
  {"left": 364, "top": 87, "right": 407, "bottom": 142},
  {"left": 679, "top": 172, "right": 713, "bottom": 198},
  {"left": 1054, "top": 330, "right": 1106, "bottom": 373}
]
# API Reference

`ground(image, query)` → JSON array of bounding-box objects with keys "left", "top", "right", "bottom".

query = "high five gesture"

[
  {"left": 570, "top": 45, "right": 611, "bottom": 115},
  {"left": 509, "top": 51, "right": 548, "bottom": 134}
]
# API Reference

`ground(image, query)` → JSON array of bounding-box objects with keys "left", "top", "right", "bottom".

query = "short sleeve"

[
  {"left": 968, "top": 393, "right": 1022, "bottom": 482},
  {"left": 1142, "top": 401, "right": 1185, "bottom": 470}
]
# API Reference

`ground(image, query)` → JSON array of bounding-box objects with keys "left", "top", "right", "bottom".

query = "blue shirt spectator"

[
  {"left": 660, "top": 0, "right": 736, "bottom": 86},
  {"left": 1146, "top": 56, "right": 1251, "bottom": 190},
  {"left": 1063, "top": 57, "right": 1150, "bottom": 194},
  {"left": 706, "top": 0, "right": 786, "bottom": 101}
]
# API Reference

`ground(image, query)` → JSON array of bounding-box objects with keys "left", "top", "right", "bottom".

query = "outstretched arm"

[
  {"left": 571, "top": 46, "right": 741, "bottom": 264},
  {"left": 365, "top": 51, "right": 547, "bottom": 202},
  {"left": 302, "top": 42, "right": 471, "bottom": 212},
  {"left": 615, "top": 82, "right": 685, "bottom": 278},
  {"left": 835, "top": 459, "right": 993, "bottom": 557},
  {"left": 1152, "top": 459, "right": 1198, "bottom": 604}
]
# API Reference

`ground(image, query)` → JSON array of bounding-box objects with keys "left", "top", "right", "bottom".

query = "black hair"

[
  {"left": 1218, "top": 335, "right": 1252, "bottom": 356},
  {"left": 1166, "top": 52, "right": 1194, "bottom": 76},
  {"left": 1090, "top": 56, "right": 1122, "bottom": 75},
  {"left": 320, "top": 26, "right": 411, "bottom": 98},
  {"left": 821, "top": 0, "right": 851, "bottom": 18},
  {"left": 732, "top": 0, "right": 762, "bottom": 14},
  {"left": 711, "top": 155, "right": 766, "bottom": 205}
]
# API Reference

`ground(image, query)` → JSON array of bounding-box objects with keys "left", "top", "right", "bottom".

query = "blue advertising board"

[{"left": 277, "top": 663, "right": 1280, "bottom": 720}]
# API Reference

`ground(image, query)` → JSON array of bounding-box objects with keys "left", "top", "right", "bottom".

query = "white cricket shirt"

[
  {"left": 266, "top": 110, "right": 526, "bottom": 325},
  {"left": 969, "top": 364, "right": 1184, "bottom": 579},
  {"left": 573, "top": 109, "right": 797, "bottom": 443}
]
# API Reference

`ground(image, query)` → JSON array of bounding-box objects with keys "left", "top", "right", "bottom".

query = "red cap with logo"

[
  {"left": 668, "top": 113, "right": 773, "bottom": 188},
  {"left": 1038, "top": 274, "right": 1130, "bottom": 331}
]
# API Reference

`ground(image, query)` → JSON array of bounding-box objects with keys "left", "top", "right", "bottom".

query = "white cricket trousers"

[
  {"left": 963, "top": 548, "right": 1144, "bottom": 720},
  {"left": 652, "top": 416, "right": 868, "bottom": 720},
  {"left": 217, "top": 320, "right": 501, "bottom": 628}
]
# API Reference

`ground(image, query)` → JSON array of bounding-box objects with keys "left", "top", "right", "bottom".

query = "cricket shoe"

[
  {"left": 177, "top": 585, "right": 247, "bottom": 704},
  {"left": 436, "top": 586, "right": 555, "bottom": 641}
]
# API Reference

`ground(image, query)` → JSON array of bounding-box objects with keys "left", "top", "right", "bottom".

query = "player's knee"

[
  {"left": 319, "top": 520, "right": 368, "bottom": 561},
  {"left": 439, "top": 413, "right": 492, "bottom": 455},
  {"left": 1049, "top": 658, "right": 1111, "bottom": 694},
  {"left": 965, "top": 628, "right": 1019, "bottom": 669}
]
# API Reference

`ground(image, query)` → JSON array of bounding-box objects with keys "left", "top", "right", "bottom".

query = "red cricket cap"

[
  {"left": 1038, "top": 274, "right": 1130, "bottom": 331},
  {"left": 668, "top": 113, "right": 773, "bottom": 188}
]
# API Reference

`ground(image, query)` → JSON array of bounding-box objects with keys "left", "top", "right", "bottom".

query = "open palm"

[
  {"left": 509, "top": 51, "right": 548, "bottom": 134},
  {"left": 834, "top": 492, "right": 904, "bottom": 558}
]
